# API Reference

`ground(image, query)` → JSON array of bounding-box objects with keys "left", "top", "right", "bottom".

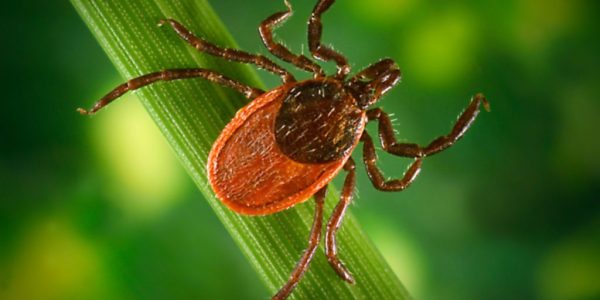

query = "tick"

[{"left": 78, "top": 0, "right": 490, "bottom": 299}]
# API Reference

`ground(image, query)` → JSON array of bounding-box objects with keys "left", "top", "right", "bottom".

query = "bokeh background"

[{"left": 1, "top": 0, "right": 599, "bottom": 299}]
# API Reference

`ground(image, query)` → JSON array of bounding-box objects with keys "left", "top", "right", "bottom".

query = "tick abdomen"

[
  {"left": 275, "top": 80, "right": 365, "bottom": 164},
  {"left": 208, "top": 87, "right": 347, "bottom": 215}
]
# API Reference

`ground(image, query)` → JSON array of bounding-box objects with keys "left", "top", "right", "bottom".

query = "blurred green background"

[{"left": 1, "top": 0, "right": 599, "bottom": 299}]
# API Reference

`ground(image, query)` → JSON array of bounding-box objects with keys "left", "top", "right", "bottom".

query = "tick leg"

[
  {"left": 159, "top": 19, "right": 295, "bottom": 83},
  {"left": 77, "top": 68, "right": 264, "bottom": 115},
  {"left": 366, "top": 94, "right": 490, "bottom": 158},
  {"left": 260, "top": 0, "right": 324, "bottom": 77},
  {"left": 361, "top": 131, "right": 423, "bottom": 191},
  {"left": 274, "top": 186, "right": 326, "bottom": 300},
  {"left": 324, "top": 158, "right": 356, "bottom": 284},
  {"left": 308, "top": 0, "right": 350, "bottom": 79}
]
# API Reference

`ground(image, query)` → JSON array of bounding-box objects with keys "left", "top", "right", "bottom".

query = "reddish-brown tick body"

[
  {"left": 208, "top": 79, "right": 365, "bottom": 215},
  {"left": 78, "top": 0, "right": 489, "bottom": 299}
]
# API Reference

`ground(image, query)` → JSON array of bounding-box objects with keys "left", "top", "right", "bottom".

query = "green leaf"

[{"left": 71, "top": 0, "right": 411, "bottom": 299}]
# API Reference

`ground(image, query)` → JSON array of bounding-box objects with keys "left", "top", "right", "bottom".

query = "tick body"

[
  {"left": 209, "top": 79, "right": 366, "bottom": 215},
  {"left": 79, "top": 0, "right": 490, "bottom": 299}
]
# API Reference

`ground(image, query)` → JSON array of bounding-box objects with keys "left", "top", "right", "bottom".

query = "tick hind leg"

[
  {"left": 159, "top": 19, "right": 295, "bottom": 83},
  {"left": 260, "top": 0, "right": 324, "bottom": 77},
  {"left": 361, "top": 131, "right": 422, "bottom": 191},
  {"left": 274, "top": 187, "right": 326, "bottom": 300},
  {"left": 308, "top": 0, "right": 350, "bottom": 78},
  {"left": 325, "top": 158, "right": 356, "bottom": 284},
  {"left": 78, "top": 68, "right": 264, "bottom": 115},
  {"left": 367, "top": 94, "right": 490, "bottom": 158}
]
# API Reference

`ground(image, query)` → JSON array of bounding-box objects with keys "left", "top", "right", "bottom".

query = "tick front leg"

[
  {"left": 361, "top": 131, "right": 422, "bottom": 191},
  {"left": 259, "top": 0, "right": 324, "bottom": 77},
  {"left": 273, "top": 186, "right": 326, "bottom": 300},
  {"left": 78, "top": 68, "right": 264, "bottom": 115},
  {"left": 325, "top": 158, "right": 356, "bottom": 284},
  {"left": 159, "top": 19, "right": 295, "bottom": 83},
  {"left": 308, "top": 0, "right": 350, "bottom": 78},
  {"left": 367, "top": 94, "right": 490, "bottom": 157}
]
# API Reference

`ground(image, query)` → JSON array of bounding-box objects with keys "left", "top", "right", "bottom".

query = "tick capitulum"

[{"left": 78, "top": 0, "right": 490, "bottom": 299}]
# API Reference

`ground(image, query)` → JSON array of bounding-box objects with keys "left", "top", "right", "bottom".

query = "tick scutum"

[{"left": 275, "top": 80, "right": 365, "bottom": 164}]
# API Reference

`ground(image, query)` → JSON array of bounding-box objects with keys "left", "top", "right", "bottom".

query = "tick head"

[{"left": 345, "top": 58, "right": 401, "bottom": 110}]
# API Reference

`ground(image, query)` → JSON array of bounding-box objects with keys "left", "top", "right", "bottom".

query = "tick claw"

[
  {"left": 283, "top": 0, "right": 292, "bottom": 11},
  {"left": 480, "top": 96, "right": 491, "bottom": 112},
  {"left": 475, "top": 93, "right": 491, "bottom": 112},
  {"left": 157, "top": 19, "right": 167, "bottom": 27},
  {"left": 483, "top": 99, "right": 491, "bottom": 112},
  {"left": 341, "top": 272, "right": 355, "bottom": 285},
  {"left": 76, "top": 108, "right": 90, "bottom": 115}
]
